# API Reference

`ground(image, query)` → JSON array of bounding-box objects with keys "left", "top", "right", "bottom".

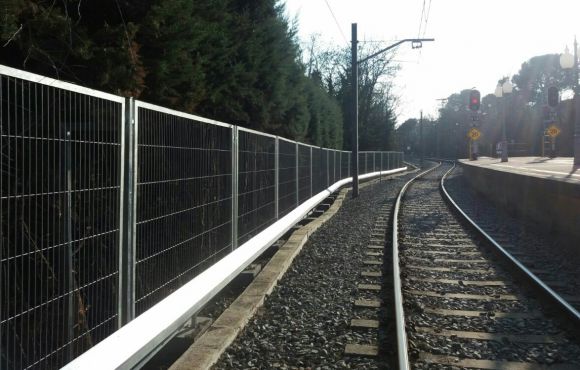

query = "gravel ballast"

[
  {"left": 444, "top": 165, "right": 580, "bottom": 309},
  {"left": 213, "top": 172, "right": 415, "bottom": 369},
  {"left": 400, "top": 162, "right": 580, "bottom": 369}
]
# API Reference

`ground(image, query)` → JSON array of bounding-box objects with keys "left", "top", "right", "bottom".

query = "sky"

[{"left": 283, "top": 0, "right": 580, "bottom": 125}]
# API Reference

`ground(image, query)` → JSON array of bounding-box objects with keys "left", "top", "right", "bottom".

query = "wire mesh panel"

[
  {"left": 334, "top": 151, "right": 341, "bottom": 181},
  {"left": 134, "top": 104, "right": 232, "bottom": 316},
  {"left": 327, "top": 151, "right": 333, "bottom": 184},
  {"left": 358, "top": 153, "right": 365, "bottom": 175},
  {"left": 325, "top": 150, "right": 331, "bottom": 184},
  {"left": 278, "top": 139, "right": 296, "bottom": 217},
  {"left": 374, "top": 152, "right": 380, "bottom": 172},
  {"left": 0, "top": 69, "right": 123, "bottom": 369},
  {"left": 380, "top": 152, "right": 386, "bottom": 171},
  {"left": 366, "top": 153, "right": 370, "bottom": 174},
  {"left": 341, "top": 151, "right": 349, "bottom": 180},
  {"left": 322, "top": 149, "right": 329, "bottom": 188},
  {"left": 311, "top": 147, "right": 324, "bottom": 195},
  {"left": 297, "top": 144, "right": 311, "bottom": 204},
  {"left": 237, "top": 130, "right": 276, "bottom": 245}
]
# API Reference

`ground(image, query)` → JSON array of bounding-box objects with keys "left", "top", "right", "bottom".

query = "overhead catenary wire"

[
  {"left": 416, "top": 0, "right": 433, "bottom": 60},
  {"left": 422, "top": 0, "right": 433, "bottom": 38},
  {"left": 417, "top": 0, "right": 426, "bottom": 38},
  {"left": 323, "top": 0, "right": 348, "bottom": 46}
]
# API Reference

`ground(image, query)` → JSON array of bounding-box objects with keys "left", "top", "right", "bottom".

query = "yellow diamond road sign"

[
  {"left": 467, "top": 128, "right": 481, "bottom": 141},
  {"left": 546, "top": 125, "right": 561, "bottom": 138}
]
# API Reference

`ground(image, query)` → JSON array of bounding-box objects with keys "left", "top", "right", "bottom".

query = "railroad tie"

[
  {"left": 344, "top": 344, "right": 379, "bottom": 357},
  {"left": 354, "top": 299, "right": 381, "bottom": 308},
  {"left": 361, "top": 271, "right": 382, "bottom": 278},
  {"left": 418, "top": 353, "right": 579, "bottom": 370}
]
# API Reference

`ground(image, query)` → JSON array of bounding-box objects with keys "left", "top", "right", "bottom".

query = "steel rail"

[
  {"left": 391, "top": 161, "right": 441, "bottom": 370},
  {"left": 61, "top": 166, "right": 408, "bottom": 370},
  {"left": 440, "top": 162, "right": 580, "bottom": 330}
]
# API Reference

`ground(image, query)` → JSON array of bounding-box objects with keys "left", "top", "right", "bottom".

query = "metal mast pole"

[
  {"left": 501, "top": 96, "right": 508, "bottom": 162},
  {"left": 420, "top": 110, "right": 424, "bottom": 166},
  {"left": 351, "top": 23, "right": 359, "bottom": 197},
  {"left": 574, "top": 37, "right": 580, "bottom": 165}
]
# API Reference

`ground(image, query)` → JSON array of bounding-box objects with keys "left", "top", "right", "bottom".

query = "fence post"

[
  {"left": 348, "top": 151, "right": 351, "bottom": 178},
  {"left": 63, "top": 128, "right": 74, "bottom": 361},
  {"left": 380, "top": 152, "right": 383, "bottom": 182},
  {"left": 231, "top": 126, "right": 239, "bottom": 250},
  {"left": 326, "top": 150, "right": 329, "bottom": 187},
  {"left": 339, "top": 151, "right": 342, "bottom": 180},
  {"left": 310, "top": 146, "right": 313, "bottom": 197},
  {"left": 332, "top": 150, "right": 336, "bottom": 184},
  {"left": 275, "top": 137, "right": 279, "bottom": 219},
  {"left": 119, "top": 97, "right": 136, "bottom": 328},
  {"left": 295, "top": 142, "right": 299, "bottom": 206}
]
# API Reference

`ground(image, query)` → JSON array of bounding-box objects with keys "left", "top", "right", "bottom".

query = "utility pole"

[
  {"left": 436, "top": 98, "right": 448, "bottom": 159},
  {"left": 574, "top": 37, "right": 580, "bottom": 165},
  {"left": 420, "top": 110, "right": 424, "bottom": 166},
  {"left": 351, "top": 24, "right": 359, "bottom": 198},
  {"left": 349, "top": 24, "right": 434, "bottom": 198}
]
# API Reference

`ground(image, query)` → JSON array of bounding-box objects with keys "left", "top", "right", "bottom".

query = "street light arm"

[{"left": 357, "top": 38, "right": 435, "bottom": 64}]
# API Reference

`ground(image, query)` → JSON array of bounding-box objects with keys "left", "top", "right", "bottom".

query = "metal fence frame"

[
  {"left": 0, "top": 64, "right": 407, "bottom": 370},
  {"left": 0, "top": 65, "right": 126, "bottom": 370}
]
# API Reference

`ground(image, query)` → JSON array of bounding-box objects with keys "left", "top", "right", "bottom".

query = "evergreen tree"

[{"left": 0, "top": 0, "right": 344, "bottom": 147}]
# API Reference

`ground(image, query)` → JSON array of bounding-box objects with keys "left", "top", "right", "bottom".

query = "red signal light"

[{"left": 469, "top": 90, "right": 481, "bottom": 111}]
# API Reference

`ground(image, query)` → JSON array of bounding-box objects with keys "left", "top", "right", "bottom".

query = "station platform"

[
  {"left": 458, "top": 156, "right": 580, "bottom": 185},
  {"left": 457, "top": 156, "right": 579, "bottom": 257}
]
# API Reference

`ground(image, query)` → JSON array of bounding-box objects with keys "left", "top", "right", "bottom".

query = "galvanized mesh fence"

[
  {"left": 237, "top": 129, "right": 276, "bottom": 245},
  {"left": 322, "top": 149, "right": 329, "bottom": 188},
  {"left": 0, "top": 65, "right": 405, "bottom": 369},
  {"left": 297, "top": 144, "right": 311, "bottom": 204},
  {"left": 311, "top": 147, "right": 324, "bottom": 195},
  {"left": 134, "top": 103, "right": 233, "bottom": 315},
  {"left": 277, "top": 139, "right": 297, "bottom": 218},
  {"left": 341, "top": 151, "right": 350, "bottom": 179},
  {"left": 329, "top": 151, "right": 336, "bottom": 184},
  {"left": 358, "top": 152, "right": 365, "bottom": 175},
  {"left": 0, "top": 70, "right": 124, "bottom": 370}
]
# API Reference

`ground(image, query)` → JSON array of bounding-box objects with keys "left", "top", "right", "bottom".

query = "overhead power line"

[
  {"left": 324, "top": 0, "right": 348, "bottom": 46},
  {"left": 422, "top": 0, "right": 433, "bottom": 38},
  {"left": 417, "top": 0, "right": 426, "bottom": 38}
]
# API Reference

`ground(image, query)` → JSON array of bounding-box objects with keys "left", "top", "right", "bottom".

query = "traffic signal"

[
  {"left": 469, "top": 89, "right": 481, "bottom": 111},
  {"left": 547, "top": 86, "right": 559, "bottom": 108}
]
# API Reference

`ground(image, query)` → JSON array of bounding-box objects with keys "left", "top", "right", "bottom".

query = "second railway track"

[{"left": 394, "top": 161, "right": 580, "bottom": 370}]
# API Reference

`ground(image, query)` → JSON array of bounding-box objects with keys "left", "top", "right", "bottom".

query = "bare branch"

[
  {"left": 2, "top": 23, "right": 23, "bottom": 47},
  {"left": 76, "top": 0, "right": 82, "bottom": 25}
]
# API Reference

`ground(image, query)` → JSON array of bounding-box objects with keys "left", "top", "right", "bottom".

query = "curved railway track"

[{"left": 393, "top": 161, "right": 580, "bottom": 370}]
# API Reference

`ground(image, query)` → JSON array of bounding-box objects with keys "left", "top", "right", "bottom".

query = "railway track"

[
  {"left": 443, "top": 167, "right": 580, "bottom": 312},
  {"left": 393, "top": 161, "right": 580, "bottom": 370}
]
